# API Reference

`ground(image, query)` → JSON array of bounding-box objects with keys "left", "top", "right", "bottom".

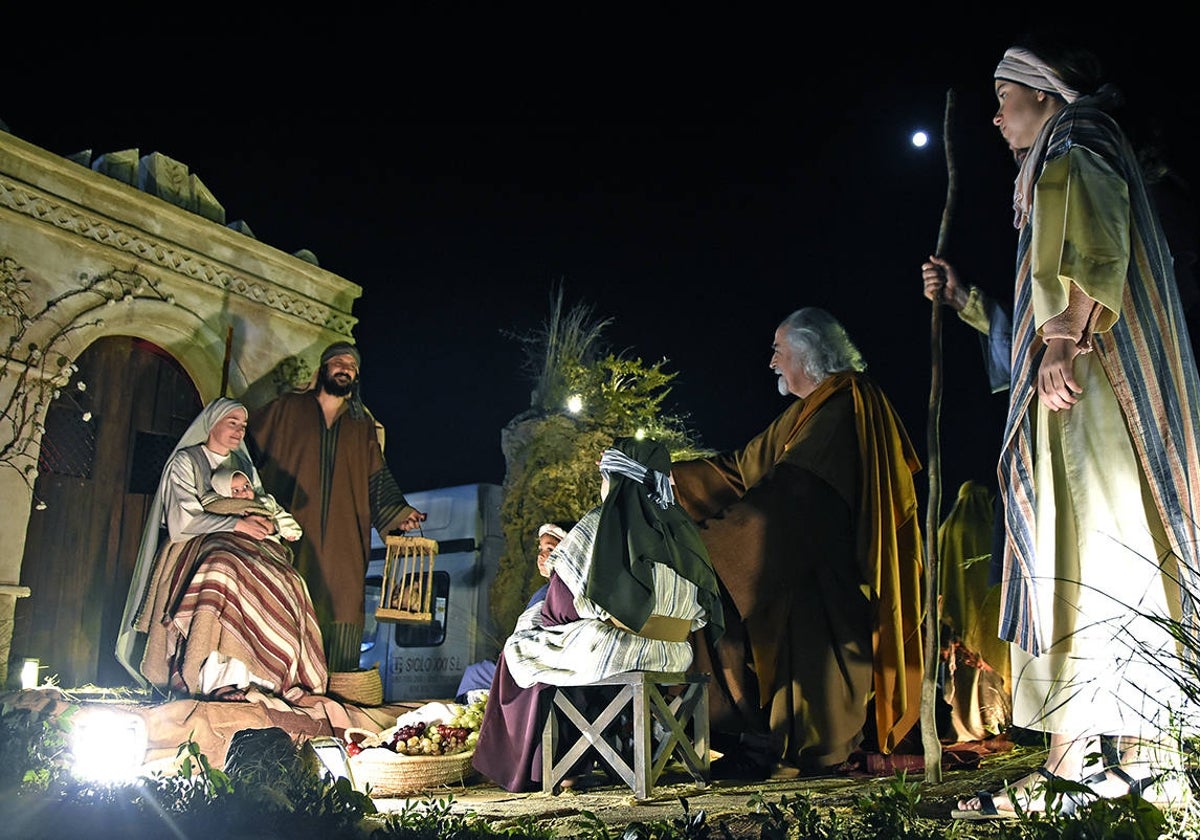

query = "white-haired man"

[{"left": 672, "top": 307, "right": 924, "bottom": 779}]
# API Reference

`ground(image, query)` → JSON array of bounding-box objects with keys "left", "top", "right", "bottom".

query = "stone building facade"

[{"left": 0, "top": 126, "right": 362, "bottom": 687}]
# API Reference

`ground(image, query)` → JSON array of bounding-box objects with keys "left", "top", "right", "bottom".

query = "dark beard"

[{"left": 319, "top": 367, "right": 356, "bottom": 398}]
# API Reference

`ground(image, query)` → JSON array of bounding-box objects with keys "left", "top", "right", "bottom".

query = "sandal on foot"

[
  {"left": 207, "top": 685, "right": 248, "bottom": 702},
  {"left": 951, "top": 789, "right": 1019, "bottom": 820},
  {"left": 1100, "top": 766, "right": 1191, "bottom": 810},
  {"left": 951, "top": 767, "right": 1096, "bottom": 820}
]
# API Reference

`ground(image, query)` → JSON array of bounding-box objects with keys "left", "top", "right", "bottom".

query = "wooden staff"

[
  {"left": 219, "top": 324, "right": 233, "bottom": 397},
  {"left": 921, "top": 88, "right": 958, "bottom": 783}
]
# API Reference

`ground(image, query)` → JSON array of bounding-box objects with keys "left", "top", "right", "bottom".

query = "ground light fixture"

[
  {"left": 70, "top": 707, "right": 147, "bottom": 785},
  {"left": 308, "top": 736, "right": 361, "bottom": 792}
]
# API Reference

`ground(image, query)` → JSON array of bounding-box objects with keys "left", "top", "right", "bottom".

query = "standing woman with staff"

[{"left": 939, "top": 34, "right": 1200, "bottom": 819}]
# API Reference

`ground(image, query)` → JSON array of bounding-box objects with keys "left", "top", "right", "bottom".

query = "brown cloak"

[
  {"left": 249, "top": 391, "right": 415, "bottom": 667},
  {"left": 673, "top": 372, "right": 923, "bottom": 769}
]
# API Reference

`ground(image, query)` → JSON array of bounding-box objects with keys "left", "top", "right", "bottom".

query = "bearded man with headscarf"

[
  {"left": 248, "top": 342, "right": 425, "bottom": 672},
  {"left": 670, "top": 307, "right": 924, "bottom": 780},
  {"left": 472, "top": 436, "right": 724, "bottom": 792}
]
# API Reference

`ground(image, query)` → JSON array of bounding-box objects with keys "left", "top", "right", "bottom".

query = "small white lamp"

[{"left": 20, "top": 658, "right": 38, "bottom": 690}]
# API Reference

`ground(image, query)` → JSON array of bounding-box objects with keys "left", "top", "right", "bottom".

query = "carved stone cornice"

[{"left": 0, "top": 176, "right": 356, "bottom": 335}]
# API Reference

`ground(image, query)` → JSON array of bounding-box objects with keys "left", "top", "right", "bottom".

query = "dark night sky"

[{"left": 5, "top": 8, "right": 1198, "bottom": 516}]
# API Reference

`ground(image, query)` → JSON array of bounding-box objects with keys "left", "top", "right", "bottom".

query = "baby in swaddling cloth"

[{"left": 203, "top": 468, "right": 303, "bottom": 543}]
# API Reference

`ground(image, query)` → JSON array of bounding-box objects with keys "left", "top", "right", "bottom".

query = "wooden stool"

[{"left": 541, "top": 671, "right": 710, "bottom": 799}]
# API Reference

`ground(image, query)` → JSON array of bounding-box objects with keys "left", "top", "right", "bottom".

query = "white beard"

[{"left": 776, "top": 375, "right": 790, "bottom": 397}]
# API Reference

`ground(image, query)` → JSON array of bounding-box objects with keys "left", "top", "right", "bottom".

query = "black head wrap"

[
  {"left": 321, "top": 341, "right": 361, "bottom": 368},
  {"left": 587, "top": 436, "right": 724, "bottom": 641},
  {"left": 303, "top": 341, "right": 366, "bottom": 419}
]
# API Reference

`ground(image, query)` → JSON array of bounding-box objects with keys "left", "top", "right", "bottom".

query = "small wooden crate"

[{"left": 376, "top": 535, "right": 439, "bottom": 624}]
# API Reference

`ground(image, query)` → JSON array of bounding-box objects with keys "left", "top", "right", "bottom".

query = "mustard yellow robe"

[{"left": 673, "top": 372, "right": 923, "bottom": 770}]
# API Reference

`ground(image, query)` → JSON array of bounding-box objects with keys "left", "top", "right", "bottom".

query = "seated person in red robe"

[{"left": 471, "top": 436, "right": 723, "bottom": 792}]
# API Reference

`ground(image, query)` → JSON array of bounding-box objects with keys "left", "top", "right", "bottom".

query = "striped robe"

[
  {"left": 139, "top": 531, "right": 328, "bottom": 701},
  {"left": 504, "top": 508, "right": 709, "bottom": 687},
  {"left": 998, "top": 104, "right": 1200, "bottom": 660}
]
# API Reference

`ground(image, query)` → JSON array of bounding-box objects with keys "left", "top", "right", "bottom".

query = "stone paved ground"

[{"left": 364, "top": 743, "right": 1042, "bottom": 839}]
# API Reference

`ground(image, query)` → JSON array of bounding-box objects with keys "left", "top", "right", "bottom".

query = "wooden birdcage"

[{"left": 375, "top": 535, "right": 439, "bottom": 623}]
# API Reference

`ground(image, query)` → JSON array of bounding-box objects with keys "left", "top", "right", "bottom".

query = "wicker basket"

[
  {"left": 349, "top": 748, "right": 477, "bottom": 797},
  {"left": 327, "top": 665, "right": 384, "bottom": 707}
]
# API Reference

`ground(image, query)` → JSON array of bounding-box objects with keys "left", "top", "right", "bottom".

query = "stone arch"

[{"left": 14, "top": 334, "right": 201, "bottom": 687}]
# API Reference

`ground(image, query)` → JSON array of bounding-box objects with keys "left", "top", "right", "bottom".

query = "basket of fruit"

[{"left": 345, "top": 697, "right": 485, "bottom": 797}]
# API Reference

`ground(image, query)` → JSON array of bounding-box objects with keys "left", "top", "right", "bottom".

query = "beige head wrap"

[
  {"left": 996, "top": 46, "right": 1083, "bottom": 228},
  {"left": 994, "top": 47, "right": 1080, "bottom": 103},
  {"left": 537, "top": 523, "right": 569, "bottom": 543},
  {"left": 210, "top": 468, "right": 250, "bottom": 498}
]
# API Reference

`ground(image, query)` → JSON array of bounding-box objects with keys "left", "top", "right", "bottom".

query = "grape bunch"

[
  {"left": 432, "top": 723, "right": 473, "bottom": 755},
  {"left": 349, "top": 695, "right": 490, "bottom": 757},
  {"left": 388, "top": 719, "right": 470, "bottom": 756},
  {"left": 448, "top": 695, "right": 486, "bottom": 734},
  {"left": 388, "top": 721, "right": 429, "bottom": 754}
]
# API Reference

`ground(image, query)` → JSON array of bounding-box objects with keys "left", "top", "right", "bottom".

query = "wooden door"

[{"left": 13, "top": 337, "right": 200, "bottom": 688}]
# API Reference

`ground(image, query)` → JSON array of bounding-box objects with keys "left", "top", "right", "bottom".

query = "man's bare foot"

[{"left": 207, "top": 685, "right": 248, "bottom": 702}]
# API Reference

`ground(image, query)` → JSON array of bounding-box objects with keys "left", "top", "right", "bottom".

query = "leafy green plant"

[
  {"left": 850, "top": 772, "right": 951, "bottom": 840},
  {"left": 9, "top": 696, "right": 1197, "bottom": 840},
  {"left": 566, "top": 800, "right": 714, "bottom": 840},
  {"left": 176, "top": 731, "right": 234, "bottom": 799},
  {"left": 371, "top": 795, "right": 554, "bottom": 839},
  {"left": 0, "top": 699, "right": 75, "bottom": 793},
  {"left": 618, "top": 798, "right": 713, "bottom": 840},
  {"left": 573, "top": 810, "right": 616, "bottom": 840},
  {"left": 746, "top": 790, "right": 841, "bottom": 840}
]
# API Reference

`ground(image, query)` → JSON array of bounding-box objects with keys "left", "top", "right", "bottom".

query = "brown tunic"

[
  {"left": 249, "top": 391, "right": 415, "bottom": 668},
  {"left": 673, "top": 372, "right": 923, "bottom": 770}
]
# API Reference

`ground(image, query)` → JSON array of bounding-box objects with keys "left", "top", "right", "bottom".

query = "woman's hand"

[
  {"left": 234, "top": 514, "right": 275, "bottom": 540},
  {"left": 1038, "top": 338, "right": 1083, "bottom": 411},
  {"left": 922, "top": 255, "right": 970, "bottom": 312}
]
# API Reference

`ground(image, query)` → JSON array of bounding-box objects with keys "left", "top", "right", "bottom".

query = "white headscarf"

[
  {"left": 994, "top": 47, "right": 1080, "bottom": 103},
  {"left": 210, "top": 467, "right": 250, "bottom": 499},
  {"left": 537, "top": 523, "right": 569, "bottom": 543},
  {"left": 995, "top": 47, "right": 1080, "bottom": 230},
  {"left": 114, "top": 397, "right": 254, "bottom": 684}
]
